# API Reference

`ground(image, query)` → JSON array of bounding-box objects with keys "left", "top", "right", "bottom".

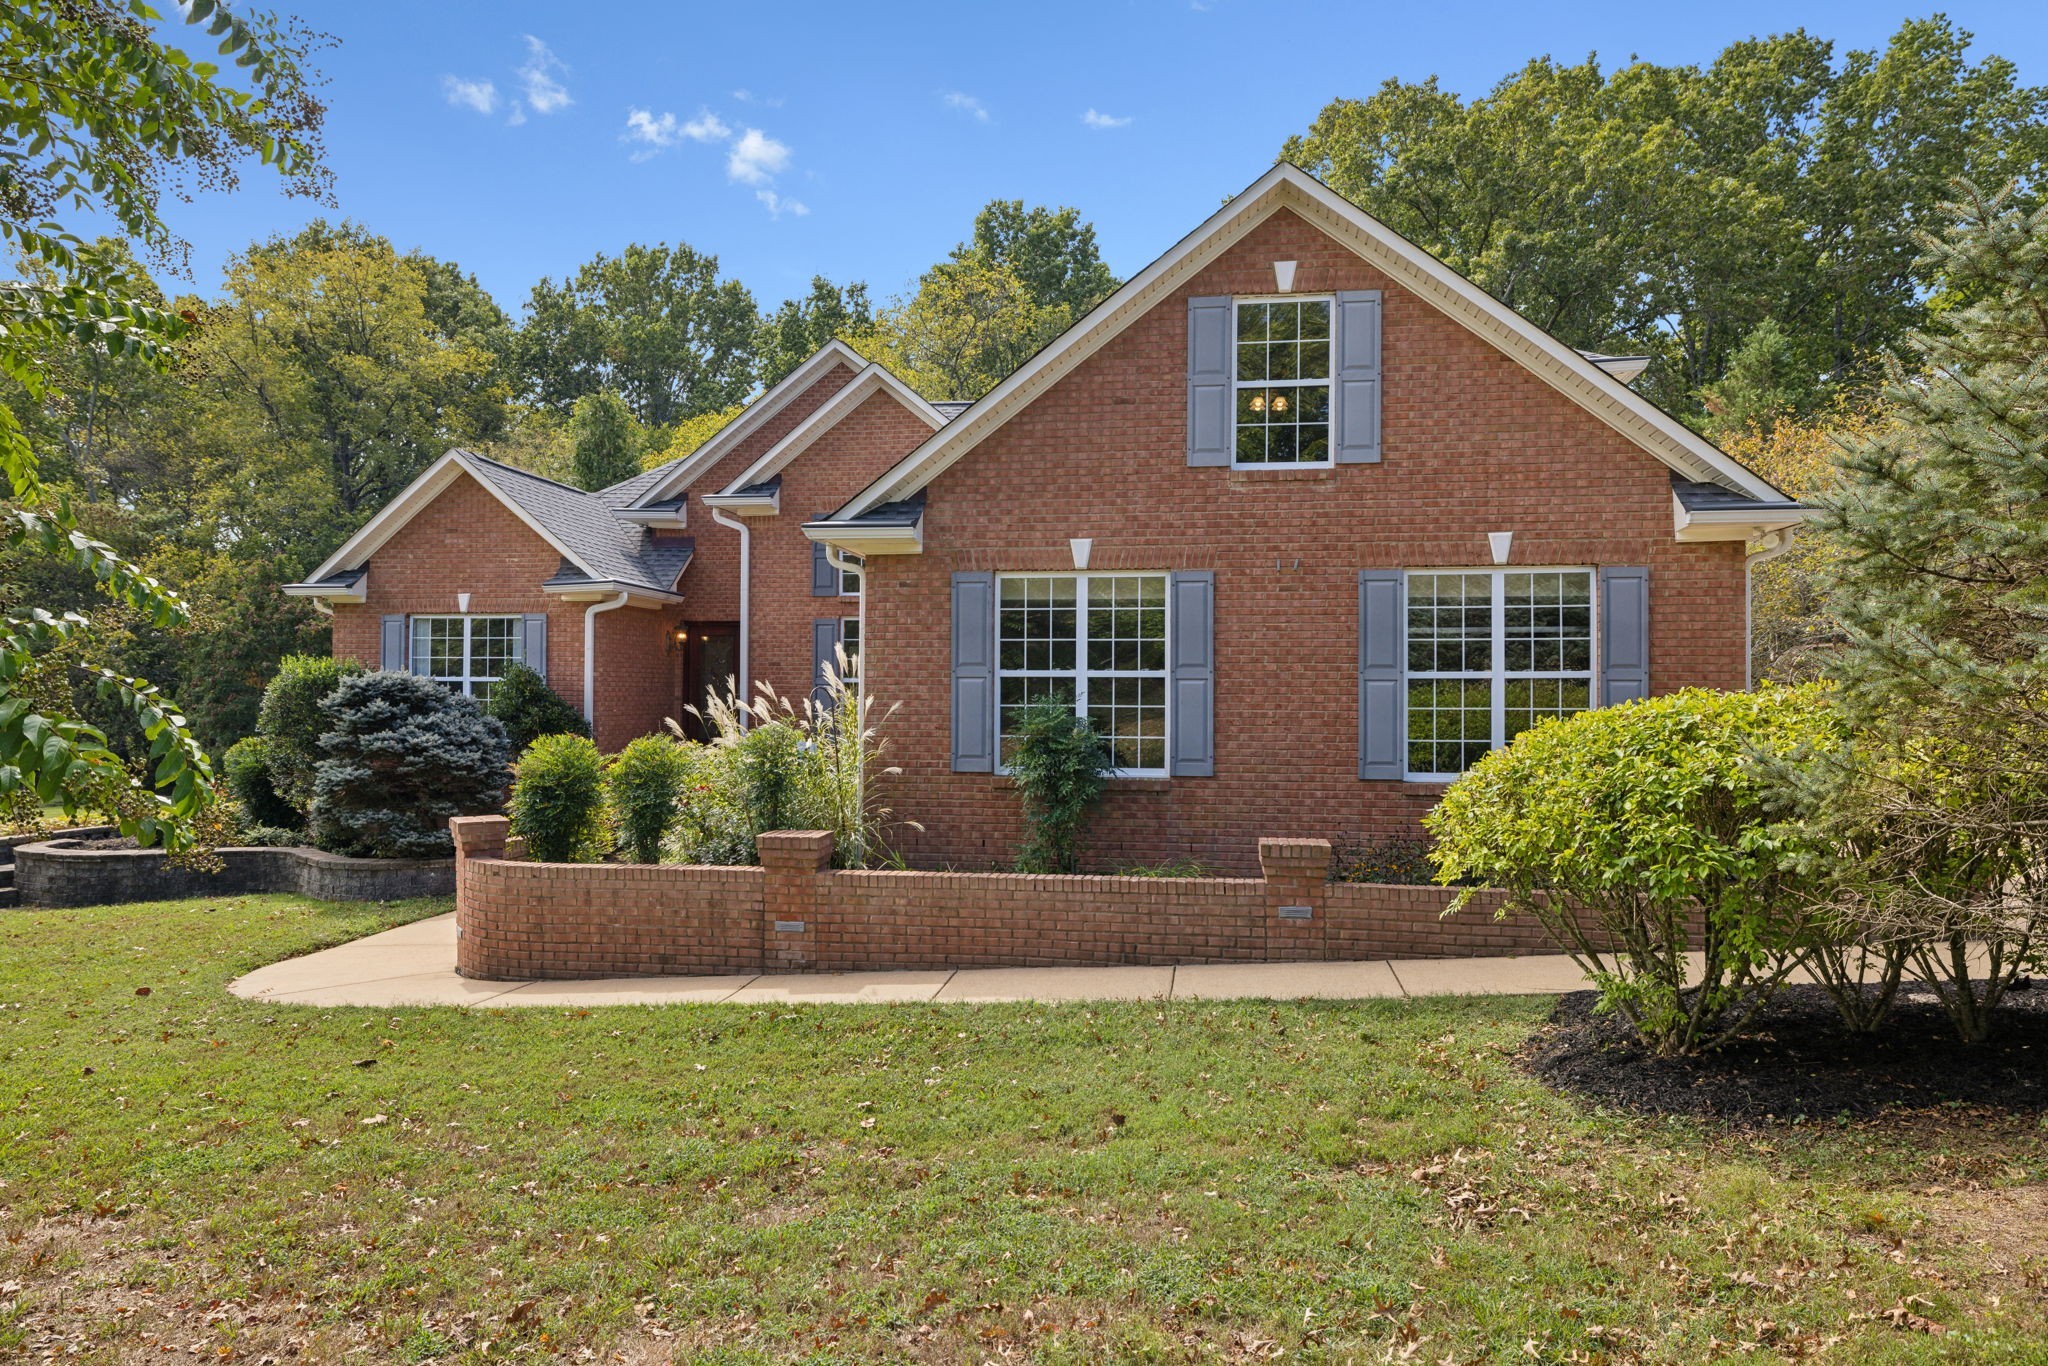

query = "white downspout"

[
  {"left": 710, "top": 507, "right": 751, "bottom": 705},
  {"left": 1743, "top": 527, "right": 1798, "bottom": 689},
  {"left": 582, "top": 592, "right": 632, "bottom": 731},
  {"left": 825, "top": 545, "right": 862, "bottom": 702}
]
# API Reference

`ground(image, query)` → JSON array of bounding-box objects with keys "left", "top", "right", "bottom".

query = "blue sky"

[{"left": 149, "top": 1, "right": 2047, "bottom": 316}]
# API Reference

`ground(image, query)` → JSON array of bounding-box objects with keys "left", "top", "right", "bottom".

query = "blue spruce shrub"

[{"left": 309, "top": 671, "right": 512, "bottom": 858}]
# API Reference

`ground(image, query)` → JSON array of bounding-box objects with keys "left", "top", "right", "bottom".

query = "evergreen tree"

[
  {"left": 569, "top": 391, "right": 641, "bottom": 491},
  {"left": 309, "top": 671, "right": 510, "bottom": 858},
  {"left": 1807, "top": 180, "right": 2048, "bottom": 1042}
]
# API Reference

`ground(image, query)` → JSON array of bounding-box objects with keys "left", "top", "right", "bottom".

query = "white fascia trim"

[
  {"left": 628, "top": 340, "right": 869, "bottom": 508},
  {"left": 542, "top": 580, "right": 685, "bottom": 607},
  {"left": 1673, "top": 496, "right": 1817, "bottom": 542},
  {"left": 712, "top": 363, "right": 944, "bottom": 500},
  {"left": 841, "top": 163, "right": 1787, "bottom": 518},
  {"left": 802, "top": 520, "right": 923, "bottom": 556},
  {"left": 700, "top": 489, "right": 781, "bottom": 517},
  {"left": 280, "top": 576, "right": 366, "bottom": 603},
  {"left": 613, "top": 506, "right": 687, "bottom": 529},
  {"left": 302, "top": 450, "right": 604, "bottom": 586}
]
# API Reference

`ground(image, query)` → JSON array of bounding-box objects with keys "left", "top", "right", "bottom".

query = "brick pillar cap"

[
  {"left": 755, "top": 829, "right": 836, "bottom": 869},
  {"left": 449, "top": 814, "right": 510, "bottom": 857},
  {"left": 1258, "top": 837, "right": 1332, "bottom": 875}
]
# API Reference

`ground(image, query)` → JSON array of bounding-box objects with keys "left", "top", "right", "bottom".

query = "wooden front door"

[{"left": 677, "top": 623, "right": 740, "bottom": 741}]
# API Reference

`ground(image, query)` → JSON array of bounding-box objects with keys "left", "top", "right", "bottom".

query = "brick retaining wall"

[{"left": 451, "top": 816, "right": 1542, "bottom": 981}]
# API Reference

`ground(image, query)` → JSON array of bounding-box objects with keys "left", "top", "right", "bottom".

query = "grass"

[{"left": 2, "top": 896, "right": 2045, "bottom": 1363}]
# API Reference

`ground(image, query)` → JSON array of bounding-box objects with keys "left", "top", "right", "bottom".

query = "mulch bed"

[{"left": 1526, "top": 981, "right": 2048, "bottom": 1124}]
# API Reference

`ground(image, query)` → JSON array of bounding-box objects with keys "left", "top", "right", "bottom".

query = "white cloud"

[
  {"left": 756, "top": 189, "right": 810, "bottom": 219},
  {"left": 732, "top": 88, "right": 784, "bottom": 108},
  {"left": 942, "top": 90, "right": 990, "bottom": 122},
  {"left": 1081, "top": 108, "right": 1132, "bottom": 129},
  {"left": 442, "top": 76, "right": 498, "bottom": 115},
  {"left": 727, "top": 127, "right": 792, "bottom": 185},
  {"left": 517, "top": 35, "right": 572, "bottom": 114},
  {"left": 624, "top": 106, "right": 730, "bottom": 156},
  {"left": 507, "top": 103, "right": 527, "bottom": 127}
]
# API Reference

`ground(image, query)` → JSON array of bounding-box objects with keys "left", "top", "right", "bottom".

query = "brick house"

[{"left": 289, "top": 164, "right": 1808, "bottom": 871}]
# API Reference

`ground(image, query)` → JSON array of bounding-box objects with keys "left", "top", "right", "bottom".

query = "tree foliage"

[
  {"left": 484, "top": 661, "right": 587, "bottom": 755},
  {"left": 568, "top": 390, "right": 642, "bottom": 491},
  {"left": 1283, "top": 17, "right": 2048, "bottom": 416},
  {"left": 606, "top": 734, "right": 689, "bottom": 864},
  {"left": 517, "top": 242, "right": 758, "bottom": 426},
  {"left": 755, "top": 276, "right": 871, "bottom": 388},
  {"left": 254, "top": 652, "right": 362, "bottom": 815},
  {"left": 1006, "top": 696, "right": 1109, "bottom": 874},
  {"left": 508, "top": 731, "right": 606, "bottom": 863}
]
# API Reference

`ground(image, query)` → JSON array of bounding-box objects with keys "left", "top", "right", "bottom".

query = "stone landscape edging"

[{"left": 14, "top": 837, "right": 454, "bottom": 908}]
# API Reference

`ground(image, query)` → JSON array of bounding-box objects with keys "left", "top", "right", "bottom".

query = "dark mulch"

[{"left": 1527, "top": 981, "right": 2048, "bottom": 1124}]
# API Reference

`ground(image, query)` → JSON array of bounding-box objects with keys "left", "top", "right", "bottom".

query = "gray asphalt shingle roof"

[{"left": 457, "top": 452, "right": 691, "bottom": 594}]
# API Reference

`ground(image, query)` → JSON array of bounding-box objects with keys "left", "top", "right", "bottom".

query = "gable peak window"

[{"left": 1235, "top": 296, "right": 1332, "bottom": 466}]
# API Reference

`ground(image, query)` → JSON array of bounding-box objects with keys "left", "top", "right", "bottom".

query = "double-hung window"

[
  {"left": 838, "top": 617, "right": 861, "bottom": 684},
  {"left": 997, "top": 573, "right": 1168, "bottom": 774},
  {"left": 411, "top": 615, "right": 523, "bottom": 701},
  {"left": 1235, "top": 297, "right": 1332, "bottom": 466},
  {"left": 1404, "top": 570, "right": 1594, "bottom": 779}
]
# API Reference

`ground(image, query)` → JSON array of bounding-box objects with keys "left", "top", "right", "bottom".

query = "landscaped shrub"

[
  {"left": 1006, "top": 695, "right": 1109, "bottom": 874},
  {"left": 308, "top": 671, "right": 511, "bottom": 859},
  {"left": 666, "top": 658, "right": 914, "bottom": 867},
  {"left": 606, "top": 735, "right": 689, "bottom": 863},
  {"left": 1330, "top": 835, "right": 1438, "bottom": 886},
  {"left": 222, "top": 736, "right": 299, "bottom": 830},
  {"left": 485, "top": 662, "right": 589, "bottom": 755},
  {"left": 255, "top": 654, "right": 365, "bottom": 815},
  {"left": 510, "top": 733, "right": 608, "bottom": 863},
  {"left": 1426, "top": 685, "right": 1843, "bottom": 1056}
]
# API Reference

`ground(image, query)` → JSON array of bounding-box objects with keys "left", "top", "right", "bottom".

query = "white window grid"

[
  {"left": 1233, "top": 294, "right": 1334, "bottom": 469},
  {"left": 996, "top": 572, "right": 1171, "bottom": 777},
  {"left": 410, "top": 615, "right": 523, "bottom": 699},
  {"left": 1403, "top": 569, "right": 1597, "bottom": 782}
]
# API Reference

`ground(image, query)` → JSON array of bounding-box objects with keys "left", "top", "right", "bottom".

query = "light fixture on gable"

[{"left": 1273, "top": 260, "right": 1297, "bottom": 292}]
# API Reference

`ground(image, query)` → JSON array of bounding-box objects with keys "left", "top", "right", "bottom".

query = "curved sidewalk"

[{"left": 229, "top": 913, "right": 1614, "bottom": 1007}]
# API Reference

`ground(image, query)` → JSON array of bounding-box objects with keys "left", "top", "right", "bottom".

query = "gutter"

[
  {"left": 710, "top": 507, "right": 752, "bottom": 707},
  {"left": 582, "top": 592, "right": 632, "bottom": 728},
  {"left": 1743, "top": 527, "right": 1800, "bottom": 689}
]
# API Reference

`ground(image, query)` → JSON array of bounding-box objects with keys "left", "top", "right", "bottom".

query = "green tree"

[
  {"left": 0, "top": 0, "right": 329, "bottom": 847},
  {"left": 517, "top": 242, "right": 759, "bottom": 425},
  {"left": 569, "top": 390, "right": 641, "bottom": 490},
  {"left": 1698, "top": 319, "right": 1803, "bottom": 439},
  {"left": 756, "top": 276, "right": 872, "bottom": 387},
  {"left": 857, "top": 258, "right": 1065, "bottom": 402},
  {"left": 953, "top": 200, "right": 1119, "bottom": 318},
  {"left": 1801, "top": 182, "right": 2048, "bottom": 1042},
  {"left": 1283, "top": 17, "right": 2048, "bottom": 416}
]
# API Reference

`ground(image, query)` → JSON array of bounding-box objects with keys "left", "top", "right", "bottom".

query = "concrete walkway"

[{"left": 228, "top": 913, "right": 1614, "bottom": 1007}]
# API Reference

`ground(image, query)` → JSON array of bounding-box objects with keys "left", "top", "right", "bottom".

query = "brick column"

[
  {"left": 1259, "top": 837, "right": 1332, "bottom": 961},
  {"left": 755, "top": 830, "right": 835, "bottom": 973},
  {"left": 448, "top": 816, "right": 510, "bottom": 978}
]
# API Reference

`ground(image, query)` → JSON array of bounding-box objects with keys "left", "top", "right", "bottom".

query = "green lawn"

[{"left": 2, "top": 897, "right": 2044, "bottom": 1363}]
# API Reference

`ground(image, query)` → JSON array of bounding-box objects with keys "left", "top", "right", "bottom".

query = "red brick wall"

[
  {"left": 750, "top": 389, "right": 937, "bottom": 704},
  {"left": 861, "top": 206, "right": 1749, "bottom": 874},
  {"left": 673, "top": 362, "right": 858, "bottom": 634},
  {"left": 449, "top": 818, "right": 1546, "bottom": 980},
  {"left": 332, "top": 470, "right": 591, "bottom": 712}
]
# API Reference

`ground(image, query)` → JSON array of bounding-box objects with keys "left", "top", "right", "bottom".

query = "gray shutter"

[
  {"left": 811, "top": 521, "right": 838, "bottom": 596},
  {"left": 521, "top": 613, "right": 548, "bottom": 681},
  {"left": 1358, "top": 570, "right": 1405, "bottom": 780},
  {"left": 1334, "top": 290, "right": 1383, "bottom": 464},
  {"left": 1168, "top": 571, "right": 1214, "bottom": 777},
  {"left": 380, "top": 614, "right": 407, "bottom": 672},
  {"left": 950, "top": 572, "right": 996, "bottom": 773},
  {"left": 812, "top": 618, "right": 839, "bottom": 706},
  {"left": 1599, "top": 566, "right": 1650, "bottom": 705},
  {"left": 1187, "top": 296, "right": 1232, "bottom": 467}
]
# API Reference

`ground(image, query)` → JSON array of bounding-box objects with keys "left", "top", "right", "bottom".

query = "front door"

[{"left": 678, "top": 623, "right": 740, "bottom": 741}]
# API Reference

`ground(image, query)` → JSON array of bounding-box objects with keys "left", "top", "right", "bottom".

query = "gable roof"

[
  {"left": 710, "top": 361, "right": 946, "bottom": 499},
  {"left": 625, "top": 339, "right": 868, "bottom": 509},
  {"left": 296, "top": 450, "right": 689, "bottom": 599},
  {"left": 833, "top": 163, "right": 1788, "bottom": 521}
]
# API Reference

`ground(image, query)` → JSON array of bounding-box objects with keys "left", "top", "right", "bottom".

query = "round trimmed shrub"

[
  {"left": 222, "top": 736, "right": 298, "bottom": 829},
  {"left": 606, "top": 735, "right": 689, "bottom": 863},
  {"left": 486, "top": 661, "right": 589, "bottom": 755},
  {"left": 256, "top": 654, "right": 365, "bottom": 815},
  {"left": 308, "top": 671, "right": 511, "bottom": 859},
  {"left": 510, "top": 733, "right": 608, "bottom": 863},
  {"left": 1426, "top": 684, "right": 1843, "bottom": 1056}
]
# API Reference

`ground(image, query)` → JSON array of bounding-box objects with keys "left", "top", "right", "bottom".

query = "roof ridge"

[{"left": 455, "top": 448, "right": 597, "bottom": 498}]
